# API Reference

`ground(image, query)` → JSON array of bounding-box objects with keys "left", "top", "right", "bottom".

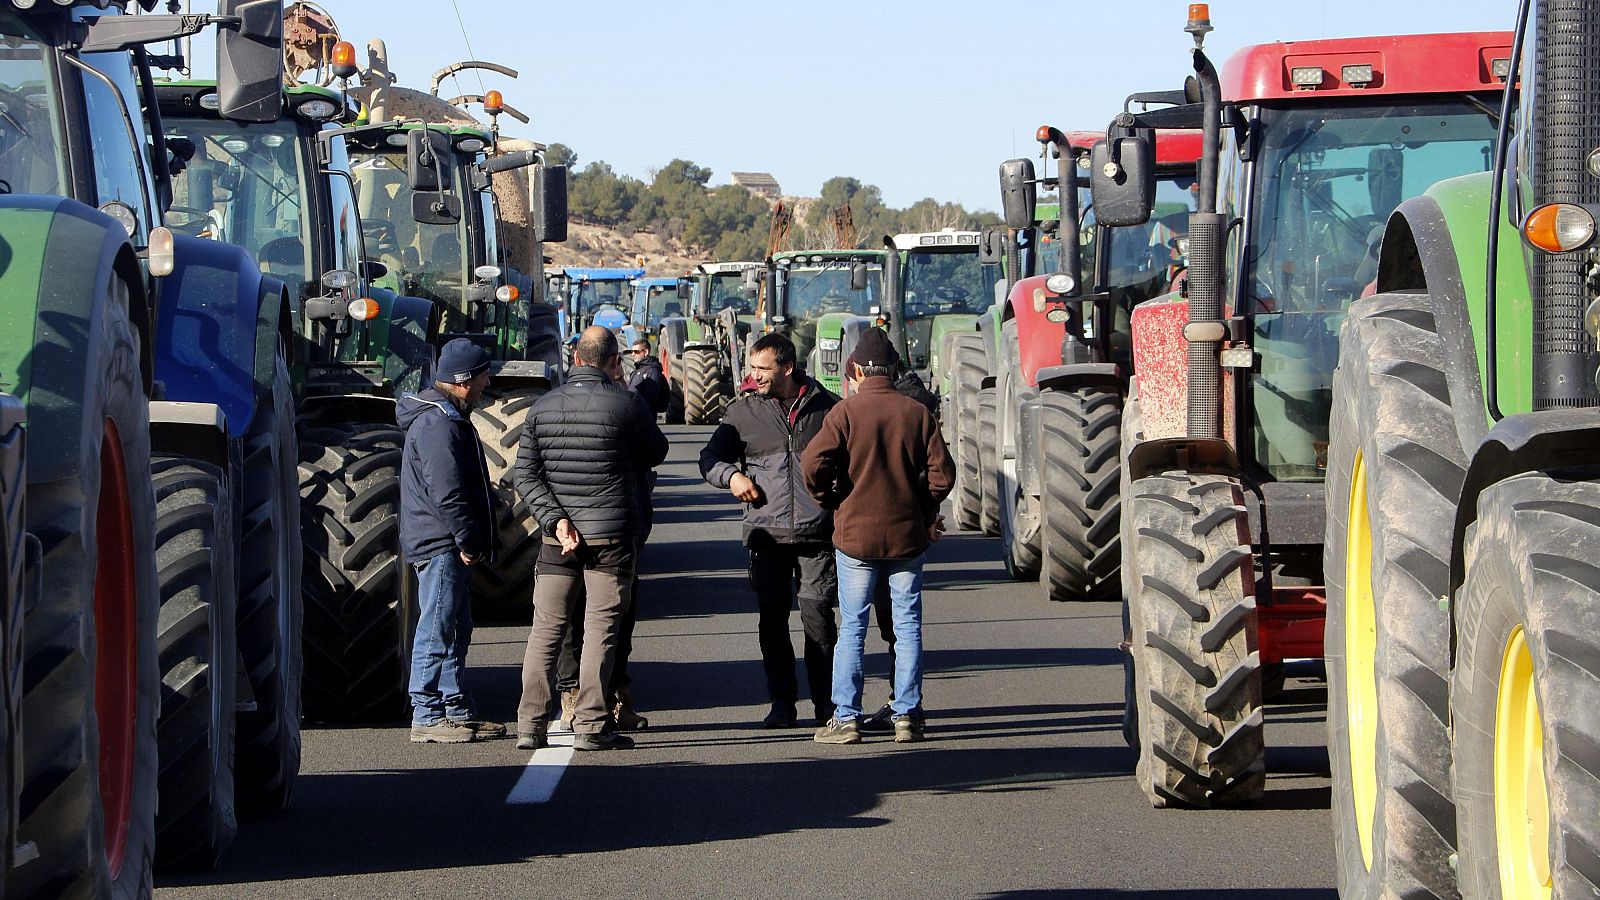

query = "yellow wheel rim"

[
  {"left": 1345, "top": 448, "right": 1379, "bottom": 870},
  {"left": 1495, "top": 625, "right": 1552, "bottom": 900}
]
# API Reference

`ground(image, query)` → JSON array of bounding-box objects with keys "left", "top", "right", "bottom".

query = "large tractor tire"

[
  {"left": 948, "top": 333, "right": 987, "bottom": 532},
  {"left": 976, "top": 387, "right": 1001, "bottom": 538},
  {"left": 1038, "top": 387, "right": 1122, "bottom": 602},
  {"left": 995, "top": 365, "right": 1040, "bottom": 581},
  {"left": 1452, "top": 470, "right": 1600, "bottom": 900},
  {"left": 1323, "top": 292, "right": 1464, "bottom": 900},
  {"left": 469, "top": 387, "right": 547, "bottom": 620},
  {"left": 14, "top": 277, "right": 160, "bottom": 899},
  {"left": 299, "top": 423, "right": 410, "bottom": 723},
  {"left": 682, "top": 347, "right": 729, "bottom": 426},
  {"left": 1124, "top": 471, "right": 1264, "bottom": 807},
  {"left": 150, "top": 459, "right": 237, "bottom": 871},
  {"left": 234, "top": 351, "right": 301, "bottom": 813}
]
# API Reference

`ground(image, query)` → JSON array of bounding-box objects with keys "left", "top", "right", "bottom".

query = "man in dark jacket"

[
  {"left": 803, "top": 328, "right": 954, "bottom": 745},
  {"left": 625, "top": 337, "right": 670, "bottom": 417},
  {"left": 513, "top": 326, "right": 669, "bottom": 751},
  {"left": 397, "top": 338, "right": 503, "bottom": 744},
  {"left": 700, "top": 333, "right": 841, "bottom": 728}
]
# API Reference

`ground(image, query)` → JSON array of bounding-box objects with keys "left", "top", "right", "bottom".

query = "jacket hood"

[{"left": 397, "top": 387, "right": 464, "bottom": 430}]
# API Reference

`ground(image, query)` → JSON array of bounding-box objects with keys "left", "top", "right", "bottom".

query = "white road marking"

[{"left": 505, "top": 725, "right": 575, "bottom": 805}]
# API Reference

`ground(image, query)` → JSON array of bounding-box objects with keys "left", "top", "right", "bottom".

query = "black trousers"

[{"left": 748, "top": 542, "right": 838, "bottom": 715}]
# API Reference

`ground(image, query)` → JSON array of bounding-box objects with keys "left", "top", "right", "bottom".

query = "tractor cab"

[
  {"left": 765, "top": 249, "right": 886, "bottom": 394},
  {"left": 695, "top": 261, "right": 761, "bottom": 319},
  {"left": 887, "top": 230, "right": 993, "bottom": 376},
  {"left": 562, "top": 266, "right": 647, "bottom": 342},
  {"left": 630, "top": 277, "right": 685, "bottom": 335}
]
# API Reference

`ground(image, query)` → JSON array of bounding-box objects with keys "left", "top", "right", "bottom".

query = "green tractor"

[
  {"left": 761, "top": 250, "right": 886, "bottom": 395},
  {"left": 157, "top": 73, "right": 452, "bottom": 727},
  {"left": 0, "top": 0, "right": 293, "bottom": 886},
  {"left": 884, "top": 230, "right": 995, "bottom": 390},
  {"left": 1322, "top": 1, "right": 1600, "bottom": 895},
  {"left": 667, "top": 261, "right": 760, "bottom": 425},
  {"left": 344, "top": 116, "right": 563, "bottom": 619}
]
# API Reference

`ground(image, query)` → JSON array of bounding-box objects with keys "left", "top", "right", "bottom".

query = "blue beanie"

[{"left": 437, "top": 338, "right": 491, "bottom": 384}]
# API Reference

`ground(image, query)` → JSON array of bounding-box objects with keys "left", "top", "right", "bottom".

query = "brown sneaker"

[
  {"left": 813, "top": 717, "right": 861, "bottom": 745},
  {"left": 611, "top": 688, "right": 649, "bottom": 732},
  {"left": 451, "top": 719, "right": 508, "bottom": 739},
  {"left": 558, "top": 689, "right": 579, "bottom": 731},
  {"left": 410, "top": 721, "right": 479, "bottom": 744}
]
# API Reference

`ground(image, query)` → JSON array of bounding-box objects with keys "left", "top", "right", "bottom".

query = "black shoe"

[
  {"left": 858, "top": 703, "right": 895, "bottom": 733},
  {"left": 574, "top": 729, "right": 635, "bottom": 751},
  {"left": 763, "top": 703, "right": 798, "bottom": 729}
]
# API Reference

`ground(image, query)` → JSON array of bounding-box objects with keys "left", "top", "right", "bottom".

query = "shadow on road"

[{"left": 983, "top": 891, "right": 1337, "bottom": 899}]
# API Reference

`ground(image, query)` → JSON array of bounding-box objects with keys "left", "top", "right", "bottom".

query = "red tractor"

[
  {"left": 1097, "top": 6, "right": 1509, "bottom": 808},
  {"left": 984, "top": 128, "right": 1201, "bottom": 603}
]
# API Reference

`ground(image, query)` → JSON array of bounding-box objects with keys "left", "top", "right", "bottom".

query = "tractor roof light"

[
  {"left": 384, "top": 132, "right": 409, "bottom": 147},
  {"left": 484, "top": 90, "right": 504, "bottom": 115},
  {"left": 197, "top": 91, "right": 220, "bottom": 111},
  {"left": 1523, "top": 203, "right": 1597, "bottom": 254},
  {"left": 1291, "top": 66, "right": 1325, "bottom": 89},
  {"left": 1491, "top": 57, "right": 1512, "bottom": 82},
  {"left": 295, "top": 98, "right": 339, "bottom": 121},
  {"left": 1341, "top": 64, "right": 1374, "bottom": 87},
  {"left": 496, "top": 285, "right": 519, "bottom": 302},
  {"left": 330, "top": 41, "right": 357, "bottom": 80},
  {"left": 1185, "top": 4, "right": 1213, "bottom": 38},
  {"left": 456, "top": 136, "right": 486, "bottom": 152},
  {"left": 347, "top": 298, "right": 380, "bottom": 321},
  {"left": 1035, "top": 125, "right": 1055, "bottom": 143}
]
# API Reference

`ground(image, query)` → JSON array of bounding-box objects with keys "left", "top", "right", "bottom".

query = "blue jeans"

[
  {"left": 831, "top": 550, "right": 925, "bottom": 722},
  {"left": 409, "top": 552, "right": 477, "bottom": 725}
]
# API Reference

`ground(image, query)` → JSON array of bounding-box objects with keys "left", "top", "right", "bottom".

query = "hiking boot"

[
  {"left": 813, "top": 717, "right": 861, "bottom": 745},
  {"left": 762, "top": 703, "right": 798, "bottom": 729},
  {"left": 611, "top": 689, "right": 649, "bottom": 732},
  {"left": 516, "top": 725, "right": 548, "bottom": 751},
  {"left": 858, "top": 703, "right": 895, "bottom": 733},
  {"left": 574, "top": 729, "right": 635, "bottom": 751},
  {"left": 410, "top": 721, "right": 479, "bottom": 744},
  {"left": 894, "top": 716, "right": 925, "bottom": 744},
  {"left": 557, "top": 689, "right": 579, "bottom": 731},
  {"left": 451, "top": 719, "right": 507, "bottom": 739}
]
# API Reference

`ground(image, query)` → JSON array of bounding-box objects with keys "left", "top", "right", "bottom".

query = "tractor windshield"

[
  {"left": 349, "top": 149, "right": 471, "bottom": 305},
  {"left": 780, "top": 262, "right": 881, "bottom": 320},
  {"left": 904, "top": 249, "right": 992, "bottom": 317},
  {"left": 574, "top": 279, "right": 629, "bottom": 318},
  {"left": 1246, "top": 98, "right": 1498, "bottom": 480},
  {"left": 706, "top": 272, "right": 754, "bottom": 314},
  {"left": 0, "top": 23, "right": 69, "bottom": 198},
  {"left": 164, "top": 117, "right": 310, "bottom": 289},
  {"left": 642, "top": 286, "right": 684, "bottom": 329}
]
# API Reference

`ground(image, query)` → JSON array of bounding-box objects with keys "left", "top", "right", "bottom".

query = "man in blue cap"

[{"left": 397, "top": 338, "right": 504, "bottom": 743}]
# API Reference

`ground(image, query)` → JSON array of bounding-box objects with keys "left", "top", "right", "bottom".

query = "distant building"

[{"left": 731, "top": 172, "right": 781, "bottom": 200}]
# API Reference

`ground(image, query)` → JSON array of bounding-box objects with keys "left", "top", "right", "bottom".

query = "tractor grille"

[{"left": 819, "top": 341, "right": 842, "bottom": 377}]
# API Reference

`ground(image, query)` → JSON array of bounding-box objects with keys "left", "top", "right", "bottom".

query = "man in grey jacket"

[{"left": 700, "top": 333, "right": 840, "bottom": 727}]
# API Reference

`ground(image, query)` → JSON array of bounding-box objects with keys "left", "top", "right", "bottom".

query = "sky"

[{"left": 215, "top": 0, "right": 1513, "bottom": 213}]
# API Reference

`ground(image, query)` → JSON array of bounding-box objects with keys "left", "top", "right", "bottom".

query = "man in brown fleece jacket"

[{"left": 802, "top": 328, "right": 954, "bottom": 745}]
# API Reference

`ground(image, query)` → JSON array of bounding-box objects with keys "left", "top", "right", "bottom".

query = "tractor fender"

[
  {"left": 148, "top": 400, "right": 232, "bottom": 471},
  {"left": 1037, "top": 363, "right": 1123, "bottom": 394},
  {"left": 490, "top": 359, "right": 552, "bottom": 392},
  {"left": 253, "top": 275, "right": 291, "bottom": 397},
  {"left": 1125, "top": 435, "right": 1240, "bottom": 483},
  {"left": 1017, "top": 394, "right": 1043, "bottom": 499},
  {"left": 296, "top": 393, "right": 398, "bottom": 431},
  {"left": 156, "top": 234, "right": 264, "bottom": 439},
  {"left": 1447, "top": 409, "right": 1600, "bottom": 608},
  {"left": 658, "top": 318, "right": 689, "bottom": 357},
  {"left": 383, "top": 291, "right": 442, "bottom": 395},
  {"left": 1377, "top": 195, "right": 1491, "bottom": 458},
  {"left": 1005, "top": 275, "right": 1070, "bottom": 388},
  {"left": 1128, "top": 295, "right": 1237, "bottom": 443},
  {"left": 0, "top": 196, "right": 150, "bottom": 485}
]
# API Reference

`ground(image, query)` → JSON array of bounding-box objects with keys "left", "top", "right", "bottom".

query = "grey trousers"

[{"left": 517, "top": 541, "right": 635, "bottom": 734}]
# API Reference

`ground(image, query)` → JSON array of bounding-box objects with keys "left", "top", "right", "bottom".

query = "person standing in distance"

[
  {"left": 700, "top": 333, "right": 840, "bottom": 728},
  {"left": 397, "top": 338, "right": 505, "bottom": 743},
  {"left": 803, "top": 328, "right": 954, "bottom": 744},
  {"left": 625, "top": 337, "right": 670, "bottom": 418},
  {"left": 513, "top": 326, "right": 668, "bottom": 751}
]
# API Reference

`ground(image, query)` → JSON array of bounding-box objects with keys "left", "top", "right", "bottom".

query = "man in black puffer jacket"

[
  {"left": 513, "top": 326, "right": 669, "bottom": 751},
  {"left": 700, "top": 332, "right": 841, "bottom": 728}
]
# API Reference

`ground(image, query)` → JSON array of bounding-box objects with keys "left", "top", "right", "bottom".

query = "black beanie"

[
  {"left": 437, "top": 338, "right": 491, "bottom": 384},
  {"left": 849, "top": 327, "right": 898, "bottom": 370}
]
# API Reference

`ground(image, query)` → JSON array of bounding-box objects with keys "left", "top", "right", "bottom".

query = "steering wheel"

[
  {"left": 164, "top": 205, "right": 214, "bottom": 237},
  {"left": 363, "top": 219, "right": 398, "bottom": 252}
]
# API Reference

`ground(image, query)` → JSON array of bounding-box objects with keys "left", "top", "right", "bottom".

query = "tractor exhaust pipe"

[{"left": 1184, "top": 6, "right": 1226, "bottom": 441}]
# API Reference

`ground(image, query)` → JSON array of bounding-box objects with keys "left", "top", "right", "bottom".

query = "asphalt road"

[{"left": 157, "top": 425, "right": 1338, "bottom": 900}]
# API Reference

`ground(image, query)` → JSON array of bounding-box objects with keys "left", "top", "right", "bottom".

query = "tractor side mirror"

[
  {"left": 999, "top": 158, "right": 1038, "bottom": 230},
  {"left": 407, "top": 129, "right": 453, "bottom": 192},
  {"left": 978, "top": 225, "right": 1005, "bottom": 265},
  {"left": 740, "top": 267, "right": 760, "bottom": 300},
  {"left": 766, "top": 269, "right": 784, "bottom": 321},
  {"left": 215, "top": 0, "right": 283, "bottom": 122},
  {"left": 411, "top": 191, "right": 462, "bottom": 225},
  {"left": 675, "top": 278, "right": 692, "bottom": 301},
  {"left": 1090, "top": 134, "right": 1155, "bottom": 227},
  {"left": 535, "top": 164, "right": 568, "bottom": 243},
  {"left": 849, "top": 260, "right": 868, "bottom": 292}
]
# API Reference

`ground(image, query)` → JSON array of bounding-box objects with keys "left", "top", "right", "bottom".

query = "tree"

[{"left": 544, "top": 142, "right": 578, "bottom": 170}]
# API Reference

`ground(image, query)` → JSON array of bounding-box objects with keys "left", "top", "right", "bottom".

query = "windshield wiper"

[{"left": 1461, "top": 92, "right": 1500, "bottom": 124}]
